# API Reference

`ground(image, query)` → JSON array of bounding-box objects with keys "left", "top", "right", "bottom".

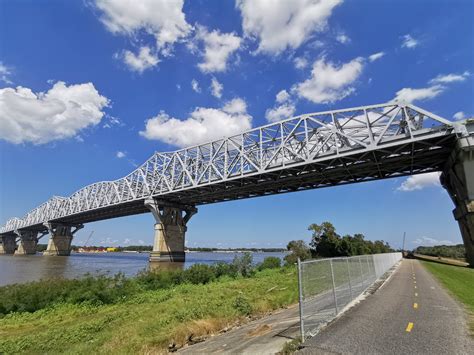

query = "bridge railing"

[
  {"left": 1, "top": 102, "right": 458, "bottom": 233},
  {"left": 297, "top": 252, "right": 402, "bottom": 340}
]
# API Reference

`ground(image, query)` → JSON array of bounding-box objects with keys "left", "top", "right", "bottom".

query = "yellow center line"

[
  {"left": 415, "top": 292, "right": 418, "bottom": 297},
  {"left": 406, "top": 322, "right": 414, "bottom": 332},
  {"left": 413, "top": 303, "right": 418, "bottom": 309}
]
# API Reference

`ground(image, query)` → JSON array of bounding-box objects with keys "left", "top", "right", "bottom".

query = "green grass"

[
  {"left": 422, "top": 261, "right": 474, "bottom": 333},
  {"left": 0, "top": 267, "right": 298, "bottom": 354}
]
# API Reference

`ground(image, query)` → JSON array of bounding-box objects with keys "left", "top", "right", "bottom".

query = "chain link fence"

[{"left": 298, "top": 252, "right": 402, "bottom": 340}]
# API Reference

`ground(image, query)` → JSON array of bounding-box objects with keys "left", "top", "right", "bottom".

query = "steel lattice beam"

[{"left": 0, "top": 103, "right": 464, "bottom": 233}]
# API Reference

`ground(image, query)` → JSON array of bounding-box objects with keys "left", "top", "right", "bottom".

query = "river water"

[{"left": 0, "top": 251, "right": 287, "bottom": 286}]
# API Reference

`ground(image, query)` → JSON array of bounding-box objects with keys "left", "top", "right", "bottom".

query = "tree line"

[
  {"left": 414, "top": 244, "right": 466, "bottom": 260},
  {"left": 285, "top": 221, "right": 394, "bottom": 264}
]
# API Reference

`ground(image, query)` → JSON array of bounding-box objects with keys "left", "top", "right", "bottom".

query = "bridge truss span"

[{"left": 0, "top": 103, "right": 461, "bottom": 233}]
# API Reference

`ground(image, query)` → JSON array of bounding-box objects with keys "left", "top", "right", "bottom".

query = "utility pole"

[{"left": 402, "top": 232, "right": 406, "bottom": 256}]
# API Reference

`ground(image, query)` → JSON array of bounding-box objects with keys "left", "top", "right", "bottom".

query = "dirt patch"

[{"left": 247, "top": 324, "right": 273, "bottom": 337}]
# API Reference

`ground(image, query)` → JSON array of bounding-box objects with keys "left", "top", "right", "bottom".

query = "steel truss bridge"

[{"left": 0, "top": 103, "right": 465, "bottom": 235}]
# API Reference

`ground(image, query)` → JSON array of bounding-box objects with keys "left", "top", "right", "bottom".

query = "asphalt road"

[{"left": 301, "top": 259, "right": 473, "bottom": 354}]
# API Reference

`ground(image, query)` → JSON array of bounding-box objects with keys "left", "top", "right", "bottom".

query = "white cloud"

[
  {"left": 122, "top": 46, "right": 159, "bottom": 73},
  {"left": 94, "top": 0, "right": 191, "bottom": 53},
  {"left": 103, "top": 115, "right": 123, "bottom": 129},
  {"left": 116, "top": 151, "right": 126, "bottom": 158},
  {"left": 0, "top": 82, "right": 109, "bottom": 144},
  {"left": 194, "top": 26, "right": 241, "bottom": 73},
  {"left": 266, "top": 89, "right": 296, "bottom": 122},
  {"left": 294, "top": 57, "right": 308, "bottom": 70},
  {"left": 292, "top": 56, "right": 364, "bottom": 104},
  {"left": 336, "top": 33, "right": 350, "bottom": 44},
  {"left": 412, "top": 236, "right": 454, "bottom": 246},
  {"left": 139, "top": 98, "right": 252, "bottom": 147},
  {"left": 210, "top": 77, "right": 223, "bottom": 98},
  {"left": 0, "top": 61, "right": 12, "bottom": 84},
  {"left": 453, "top": 111, "right": 466, "bottom": 120},
  {"left": 123, "top": 238, "right": 131, "bottom": 245},
  {"left": 368, "top": 52, "right": 385, "bottom": 62},
  {"left": 191, "top": 79, "right": 201, "bottom": 93},
  {"left": 429, "top": 71, "right": 470, "bottom": 84},
  {"left": 138, "top": 239, "right": 145, "bottom": 245},
  {"left": 276, "top": 89, "right": 290, "bottom": 103},
  {"left": 237, "top": 0, "right": 343, "bottom": 54},
  {"left": 392, "top": 85, "right": 444, "bottom": 104},
  {"left": 397, "top": 172, "right": 441, "bottom": 192},
  {"left": 265, "top": 103, "right": 296, "bottom": 122},
  {"left": 401, "top": 34, "right": 418, "bottom": 49}
]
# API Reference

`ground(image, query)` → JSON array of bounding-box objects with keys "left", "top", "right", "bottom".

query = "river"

[{"left": 0, "top": 251, "right": 287, "bottom": 286}]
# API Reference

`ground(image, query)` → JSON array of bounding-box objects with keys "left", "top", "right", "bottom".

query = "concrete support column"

[
  {"left": 0, "top": 235, "right": 16, "bottom": 254},
  {"left": 441, "top": 134, "right": 474, "bottom": 267},
  {"left": 145, "top": 198, "right": 197, "bottom": 262},
  {"left": 14, "top": 230, "right": 38, "bottom": 255},
  {"left": 43, "top": 223, "right": 83, "bottom": 256}
]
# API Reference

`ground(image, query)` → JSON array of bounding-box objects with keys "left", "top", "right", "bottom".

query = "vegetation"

[
  {"left": 422, "top": 261, "right": 474, "bottom": 333},
  {"left": 284, "top": 240, "right": 312, "bottom": 265},
  {"left": 308, "top": 222, "right": 393, "bottom": 257},
  {"left": 415, "top": 244, "right": 466, "bottom": 260},
  {"left": 0, "top": 255, "right": 298, "bottom": 354},
  {"left": 284, "top": 222, "right": 394, "bottom": 264}
]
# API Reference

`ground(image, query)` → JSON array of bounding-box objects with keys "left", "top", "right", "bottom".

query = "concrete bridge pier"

[
  {"left": 0, "top": 234, "right": 16, "bottom": 254},
  {"left": 441, "top": 132, "right": 474, "bottom": 267},
  {"left": 14, "top": 230, "right": 38, "bottom": 255},
  {"left": 145, "top": 198, "right": 197, "bottom": 262},
  {"left": 43, "top": 223, "right": 83, "bottom": 256}
]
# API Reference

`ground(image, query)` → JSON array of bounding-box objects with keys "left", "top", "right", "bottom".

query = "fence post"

[
  {"left": 358, "top": 256, "right": 364, "bottom": 286},
  {"left": 366, "top": 255, "right": 371, "bottom": 282},
  {"left": 329, "top": 259, "right": 339, "bottom": 314},
  {"left": 346, "top": 258, "right": 353, "bottom": 300},
  {"left": 297, "top": 258, "right": 305, "bottom": 341}
]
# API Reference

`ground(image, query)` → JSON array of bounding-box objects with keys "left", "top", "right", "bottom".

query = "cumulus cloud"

[
  {"left": 122, "top": 46, "right": 159, "bottom": 73},
  {"left": 294, "top": 57, "right": 309, "bottom": 70},
  {"left": 397, "top": 172, "right": 441, "bottom": 192},
  {"left": 265, "top": 103, "right": 296, "bottom": 123},
  {"left": 116, "top": 151, "right": 126, "bottom": 158},
  {"left": 368, "top": 52, "right": 385, "bottom": 62},
  {"left": 139, "top": 98, "right": 252, "bottom": 147},
  {"left": 191, "top": 79, "right": 201, "bottom": 93},
  {"left": 453, "top": 111, "right": 466, "bottom": 120},
  {"left": 94, "top": 0, "right": 191, "bottom": 53},
  {"left": 0, "top": 82, "right": 109, "bottom": 144},
  {"left": 276, "top": 89, "right": 290, "bottom": 103},
  {"left": 210, "top": 77, "right": 223, "bottom": 98},
  {"left": 194, "top": 26, "right": 241, "bottom": 73},
  {"left": 429, "top": 71, "right": 470, "bottom": 84},
  {"left": 401, "top": 34, "right": 418, "bottom": 49},
  {"left": 412, "top": 236, "right": 454, "bottom": 246},
  {"left": 265, "top": 89, "right": 296, "bottom": 122},
  {"left": 292, "top": 56, "right": 364, "bottom": 104},
  {"left": 392, "top": 85, "right": 444, "bottom": 104},
  {"left": 237, "top": 0, "right": 343, "bottom": 54},
  {"left": 0, "top": 61, "right": 12, "bottom": 84}
]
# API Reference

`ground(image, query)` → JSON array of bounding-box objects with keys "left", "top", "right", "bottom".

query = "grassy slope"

[
  {"left": 0, "top": 268, "right": 298, "bottom": 354},
  {"left": 422, "top": 261, "right": 474, "bottom": 333}
]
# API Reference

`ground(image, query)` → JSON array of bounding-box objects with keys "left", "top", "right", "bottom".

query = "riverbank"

[{"left": 0, "top": 262, "right": 298, "bottom": 353}]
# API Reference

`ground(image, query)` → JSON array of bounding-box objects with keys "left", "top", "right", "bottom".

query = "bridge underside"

[{"left": 18, "top": 133, "right": 456, "bottom": 233}]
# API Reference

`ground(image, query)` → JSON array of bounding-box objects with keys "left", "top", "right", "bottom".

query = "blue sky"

[{"left": 0, "top": 0, "right": 473, "bottom": 249}]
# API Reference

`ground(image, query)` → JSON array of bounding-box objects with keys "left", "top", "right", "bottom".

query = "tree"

[
  {"left": 308, "top": 222, "right": 341, "bottom": 257},
  {"left": 284, "top": 240, "right": 311, "bottom": 265}
]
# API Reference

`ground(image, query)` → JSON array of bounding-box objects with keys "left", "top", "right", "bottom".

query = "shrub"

[
  {"left": 232, "top": 295, "right": 252, "bottom": 316},
  {"left": 232, "top": 253, "right": 255, "bottom": 277},
  {"left": 184, "top": 264, "right": 216, "bottom": 284},
  {"left": 284, "top": 240, "right": 311, "bottom": 266},
  {"left": 258, "top": 256, "right": 281, "bottom": 271},
  {"left": 213, "top": 262, "right": 238, "bottom": 278}
]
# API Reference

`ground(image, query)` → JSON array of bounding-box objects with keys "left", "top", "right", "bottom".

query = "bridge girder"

[{"left": 0, "top": 103, "right": 463, "bottom": 234}]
